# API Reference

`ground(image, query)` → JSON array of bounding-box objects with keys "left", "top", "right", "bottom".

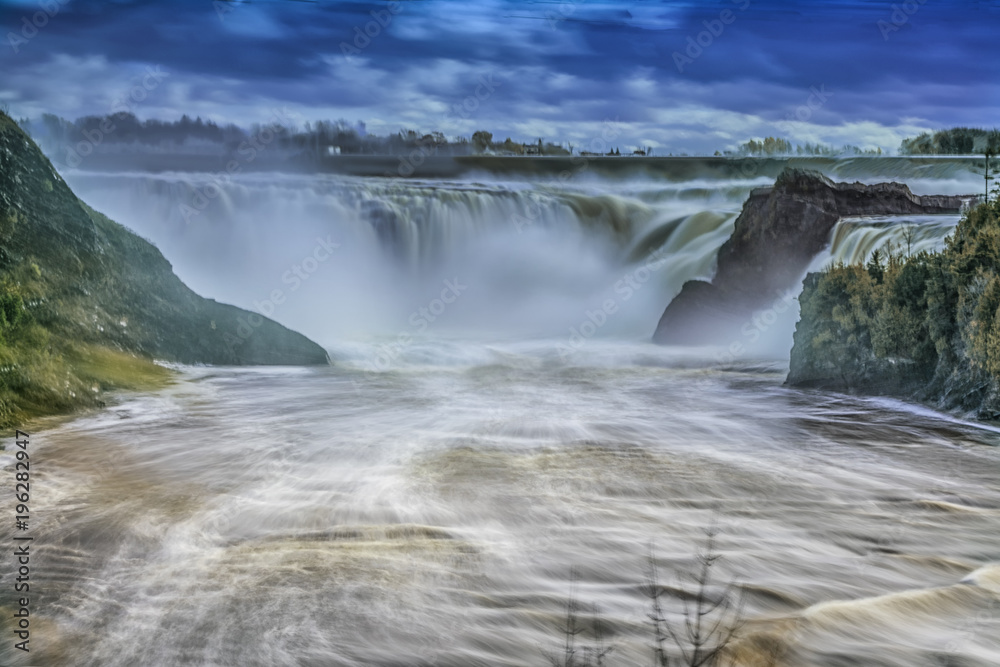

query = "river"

[{"left": 1, "top": 161, "right": 997, "bottom": 666}]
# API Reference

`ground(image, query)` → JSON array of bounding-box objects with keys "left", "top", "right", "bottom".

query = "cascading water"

[
  {"left": 818, "top": 214, "right": 961, "bottom": 268},
  {"left": 5, "top": 163, "right": 997, "bottom": 667},
  {"left": 62, "top": 171, "right": 755, "bottom": 344}
]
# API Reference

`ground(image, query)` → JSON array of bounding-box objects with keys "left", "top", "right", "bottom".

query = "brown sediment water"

[{"left": 2, "top": 342, "right": 997, "bottom": 666}]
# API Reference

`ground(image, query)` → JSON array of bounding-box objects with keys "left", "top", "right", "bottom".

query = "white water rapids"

[{"left": 1, "top": 162, "right": 997, "bottom": 666}]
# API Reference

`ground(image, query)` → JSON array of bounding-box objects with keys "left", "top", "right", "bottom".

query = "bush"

[
  {"left": 548, "top": 528, "right": 754, "bottom": 667},
  {"left": 793, "top": 197, "right": 1000, "bottom": 398},
  {"left": 0, "top": 281, "right": 24, "bottom": 333}
]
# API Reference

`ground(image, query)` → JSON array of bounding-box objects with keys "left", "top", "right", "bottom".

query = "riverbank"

[{"left": 0, "top": 111, "right": 327, "bottom": 431}]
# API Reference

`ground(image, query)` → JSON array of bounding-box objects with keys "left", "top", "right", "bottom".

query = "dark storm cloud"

[{"left": 1, "top": 0, "right": 997, "bottom": 152}]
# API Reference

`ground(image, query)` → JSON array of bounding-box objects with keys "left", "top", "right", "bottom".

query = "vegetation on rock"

[
  {"left": 0, "top": 111, "right": 327, "bottom": 430},
  {"left": 654, "top": 169, "right": 969, "bottom": 346},
  {"left": 789, "top": 194, "right": 1000, "bottom": 419}
]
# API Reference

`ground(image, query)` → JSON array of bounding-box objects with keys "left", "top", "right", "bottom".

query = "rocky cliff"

[
  {"left": 652, "top": 169, "right": 972, "bottom": 345},
  {"left": 0, "top": 112, "right": 328, "bottom": 426},
  {"left": 787, "top": 199, "right": 1000, "bottom": 420}
]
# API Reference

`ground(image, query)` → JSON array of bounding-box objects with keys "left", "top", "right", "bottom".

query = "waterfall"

[
  {"left": 818, "top": 214, "right": 961, "bottom": 270},
  {"left": 19, "top": 159, "right": 999, "bottom": 667},
  {"left": 64, "top": 171, "right": 754, "bottom": 344},
  {"left": 61, "top": 162, "right": 978, "bottom": 347}
]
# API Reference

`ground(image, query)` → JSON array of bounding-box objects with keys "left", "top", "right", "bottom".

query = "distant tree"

[
  {"left": 900, "top": 127, "right": 1000, "bottom": 155},
  {"left": 867, "top": 247, "right": 885, "bottom": 284},
  {"left": 39, "top": 113, "right": 73, "bottom": 152},
  {"left": 501, "top": 137, "right": 524, "bottom": 155},
  {"left": 472, "top": 130, "right": 493, "bottom": 152},
  {"left": 543, "top": 142, "right": 570, "bottom": 156},
  {"left": 901, "top": 224, "right": 917, "bottom": 257},
  {"left": 738, "top": 137, "right": 792, "bottom": 156},
  {"left": 974, "top": 149, "right": 998, "bottom": 200}
]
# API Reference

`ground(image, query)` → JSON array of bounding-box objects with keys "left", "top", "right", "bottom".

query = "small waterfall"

[{"left": 818, "top": 214, "right": 961, "bottom": 269}]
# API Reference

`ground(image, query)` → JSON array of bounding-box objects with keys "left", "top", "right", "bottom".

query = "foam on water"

[
  {"left": 6, "top": 161, "right": 992, "bottom": 666},
  {"left": 4, "top": 340, "right": 999, "bottom": 666}
]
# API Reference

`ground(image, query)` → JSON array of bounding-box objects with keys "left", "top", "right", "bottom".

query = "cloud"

[{"left": 0, "top": 0, "right": 995, "bottom": 154}]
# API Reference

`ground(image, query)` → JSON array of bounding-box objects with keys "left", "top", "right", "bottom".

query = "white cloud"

[{"left": 0, "top": 51, "right": 968, "bottom": 157}]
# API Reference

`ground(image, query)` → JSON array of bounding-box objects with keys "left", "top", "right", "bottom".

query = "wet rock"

[{"left": 653, "top": 169, "right": 972, "bottom": 346}]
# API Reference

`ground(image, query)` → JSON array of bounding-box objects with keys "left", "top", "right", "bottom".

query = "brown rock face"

[{"left": 652, "top": 169, "right": 973, "bottom": 346}]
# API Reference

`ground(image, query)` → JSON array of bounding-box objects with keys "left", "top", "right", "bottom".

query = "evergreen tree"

[{"left": 974, "top": 149, "right": 997, "bottom": 199}]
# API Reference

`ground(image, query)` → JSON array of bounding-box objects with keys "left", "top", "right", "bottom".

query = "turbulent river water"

[{"left": 2, "top": 160, "right": 998, "bottom": 666}]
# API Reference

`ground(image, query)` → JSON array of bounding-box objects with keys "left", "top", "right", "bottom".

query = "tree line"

[
  {"left": 15, "top": 109, "right": 995, "bottom": 162},
  {"left": 723, "top": 137, "right": 883, "bottom": 157},
  {"left": 899, "top": 127, "right": 1000, "bottom": 155},
  {"left": 14, "top": 112, "right": 583, "bottom": 162}
]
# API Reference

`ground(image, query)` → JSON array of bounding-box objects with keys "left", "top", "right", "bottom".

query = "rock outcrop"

[
  {"left": 786, "top": 198, "right": 1000, "bottom": 421},
  {"left": 652, "top": 169, "right": 973, "bottom": 345}
]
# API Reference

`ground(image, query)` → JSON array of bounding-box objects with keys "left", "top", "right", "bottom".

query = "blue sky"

[{"left": 1, "top": 0, "right": 997, "bottom": 154}]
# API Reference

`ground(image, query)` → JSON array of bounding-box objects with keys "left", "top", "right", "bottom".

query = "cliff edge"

[
  {"left": 0, "top": 112, "right": 328, "bottom": 426},
  {"left": 652, "top": 169, "right": 971, "bottom": 345}
]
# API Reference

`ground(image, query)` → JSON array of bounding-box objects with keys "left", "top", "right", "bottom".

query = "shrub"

[{"left": 796, "top": 198, "right": 1000, "bottom": 395}]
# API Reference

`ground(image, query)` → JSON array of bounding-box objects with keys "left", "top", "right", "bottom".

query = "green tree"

[
  {"left": 794, "top": 199, "right": 1000, "bottom": 397},
  {"left": 472, "top": 130, "right": 493, "bottom": 153},
  {"left": 974, "top": 149, "right": 997, "bottom": 200},
  {"left": 899, "top": 127, "right": 1000, "bottom": 155}
]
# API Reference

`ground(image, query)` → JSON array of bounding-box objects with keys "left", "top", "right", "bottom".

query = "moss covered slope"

[{"left": 0, "top": 111, "right": 328, "bottom": 428}]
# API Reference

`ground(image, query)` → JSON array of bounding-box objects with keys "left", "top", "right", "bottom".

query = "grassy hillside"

[
  {"left": 0, "top": 111, "right": 328, "bottom": 430},
  {"left": 789, "top": 196, "right": 1000, "bottom": 419}
]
